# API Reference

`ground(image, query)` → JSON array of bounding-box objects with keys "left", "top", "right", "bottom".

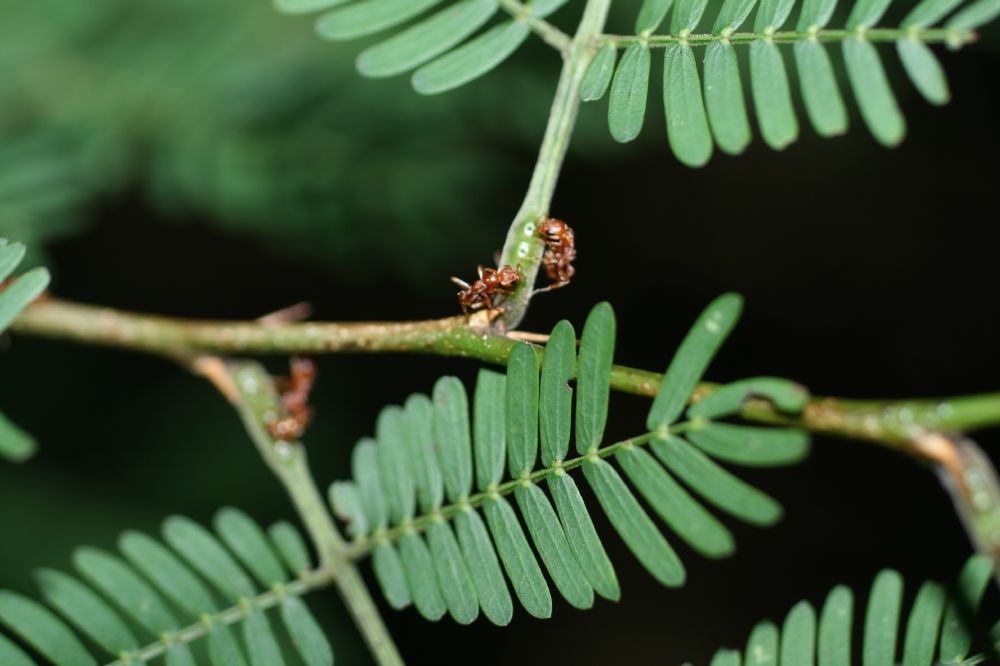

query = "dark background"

[{"left": 2, "top": 0, "right": 1000, "bottom": 663}]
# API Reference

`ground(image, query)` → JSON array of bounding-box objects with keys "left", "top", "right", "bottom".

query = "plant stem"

[
  {"left": 601, "top": 27, "right": 977, "bottom": 48},
  {"left": 14, "top": 298, "right": 1000, "bottom": 458},
  {"left": 497, "top": 0, "right": 612, "bottom": 327},
  {"left": 223, "top": 360, "right": 404, "bottom": 666}
]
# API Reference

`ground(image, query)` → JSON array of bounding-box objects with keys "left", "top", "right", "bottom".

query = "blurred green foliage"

[{"left": 0, "top": 0, "right": 602, "bottom": 278}]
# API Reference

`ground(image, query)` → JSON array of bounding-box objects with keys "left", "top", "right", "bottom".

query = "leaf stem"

[
  {"left": 222, "top": 360, "right": 404, "bottom": 666},
  {"left": 496, "top": 0, "right": 612, "bottom": 327},
  {"left": 14, "top": 298, "right": 1000, "bottom": 457},
  {"left": 349, "top": 430, "right": 667, "bottom": 558},
  {"left": 497, "top": 0, "right": 572, "bottom": 51},
  {"left": 600, "top": 27, "right": 977, "bottom": 47},
  {"left": 106, "top": 567, "right": 335, "bottom": 665}
]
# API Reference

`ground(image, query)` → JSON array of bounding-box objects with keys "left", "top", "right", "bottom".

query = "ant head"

[
  {"left": 540, "top": 218, "right": 567, "bottom": 238},
  {"left": 495, "top": 265, "right": 521, "bottom": 286}
]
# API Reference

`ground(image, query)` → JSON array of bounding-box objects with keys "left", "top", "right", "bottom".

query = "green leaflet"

[
  {"left": 35, "top": 569, "right": 137, "bottom": 655},
  {"left": 215, "top": 507, "right": 288, "bottom": 587},
  {"left": 330, "top": 481, "right": 368, "bottom": 538},
  {"left": 847, "top": 0, "right": 893, "bottom": 28},
  {"left": 713, "top": 0, "right": 759, "bottom": 32},
  {"left": 793, "top": 40, "right": 849, "bottom": 138},
  {"left": 750, "top": 40, "right": 798, "bottom": 151},
  {"left": 0, "top": 267, "right": 49, "bottom": 333},
  {"left": 474, "top": 369, "right": 507, "bottom": 491},
  {"left": 583, "top": 457, "right": 685, "bottom": 587},
  {"left": 412, "top": 20, "right": 531, "bottom": 95},
  {"left": 688, "top": 377, "right": 809, "bottom": 419},
  {"left": 939, "top": 555, "right": 993, "bottom": 663},
  {"left": 73, "top": 547, "right": 179, "bottom": 634},
  {"left": 281, "top": 597, "right": 334, "bottom": 666},
  {"left": 903, "top": 0, "right": 963, "bottom": 27},
  {"left": 162, "top": 515, "right": 256, "bottom": 601},
  {"left": 274, "top": 0, "right": 352, "bottom": 15},
  {"left": 356, "top": 0, "right": 498, "bottom": 78},
  {"left": 119, "top": 531, "right": 218, "bottom": 617},
  {"left": 0, "top": 591, "right": 96, "bottom": 666},
  {"left": 580, "top": 44, "right": 617, "bottom": 102},
  {"left": 864, "top": 570, "right": 903, "bottom": 666},
  {"left": 0, "top": 240, "right": 26, "bottom": 281},
  {"left": 166, "top": 645, "right": 196, "bottom": 666},
  {"left": 671, "top": 0, "right": 710, "bottom": 33},
  {"left": 608, "top": 43, "right": 651, "bottom": 143},
  {"left": 376, "top": 406, "right": 416, "bottom": 524},
  {"left": 703, "top": 40, "right": 751, "bottom": 156},
  {"left": 647, "top": 293, "right": 742, "bottom": 430},
  {"left": 576, "top": 302, "right": 616, "bottom": 454},
  {"left": 843, "top": 38, "right": 906, "bottom": 147},
  {"left": 244, "top": 610, "right": 285, "bottom": 666},
  {"left": 539, "top": 320, "right": 575, "bottom": 466},
  {"left": 506, "top": 342, "right": 540, "bottom": 477},
  {"left": 616, "top": 445, "right": 734, "bottom": 558},
  {"left": 0, "top": 409, "right": 37, "bottom": 463},
  {"left": 398, "top": 533, "right": 446, "bottom": 620},
  {"left": 754, "top": 0, "right": 796, "bottom": 29},
  {"left": 483, "top": 496, "right": 552, "bottom": 618},
  {"left": 664, "top": 43, "right": 713, "bottom": 168},
  {"left": 209, "top": 625, "right": 249, "bottom": 666},
  {"left": 515, "top": 483, "right": 594, "bottom": 609},
  {"left": 902, "top": 581, "right": 945, "bottom": 666},
  {"left": 781, "top": 602, "right": 816, "bottom": 666},
  {"left": 636, "top": 0, "right": 674, "bottom": 33},
  {"left": 405, "top": 393, "right": 443, "bottom": 511},
  {"left": 652, "top": 436, "right": 783, "bottom": 525},
  {"left": 745, "top": 621, "right": 779, "bottom": 666},
  {"left": 433, "top": 376, "right": 474, "bottom": 501},
  {"left": 711, "top": 650, "right": 741, "bottom": 666},
  {"left": 427, "top": 521, "right": 479, "bottom": 624},
  {"left": 897, "top": 39, "right": 950, "bottom": 106},
  {"left": 0, "top": 634, "right": 35, "bottom": 666},
  {"left": 818, "top": 585, "right": 853, "bottom": 666},
  {"left": 317, "top": 0, "right": 445, "bottom": 41},
  {"left": 948, "top": 0, "right": 1000, "bottom": 29},
  {"left": 547, "top": 473, "right": 620, "bottom": 601},
  {"left": 796, "top": 0, "right": 839, "bottom": 28},
  {"left": 454, "top": 509, "right": 513, "bottom": 625},
  {"left": 373, "top": 542, "right": 411, "bottom": 610},
  {"left": 268, "top": 521, "right": 312, "bottom": 576},
  {"left": 353, "top": 439, "right": 388, "bottom": 531},
  {"left": 686, "top": 423, "right": 810, "bottom": 467}
]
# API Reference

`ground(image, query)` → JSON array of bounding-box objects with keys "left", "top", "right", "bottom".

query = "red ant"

[
  {"left": 267, "top": 357, "right": 316, "bottom": 441},
  {"left": 451, "top": 264, "right": 522, "bottom": 314},
  {"left": 537, "top": 218, "right": 576, "bottom": 289}
]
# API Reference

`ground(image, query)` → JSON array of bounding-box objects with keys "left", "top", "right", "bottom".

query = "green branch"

[
  {"left": 599, "top": 26, "right": 977, "bottom": 48},
  {"left": 498, "top": 0, "right": 572, "bottom": 51},
  {"left": 221, "top": 360, "right": 404, "bottom": 666},
  {"left": 108, "top": 568, "right": 334, "bottom": 666},
  {"left": 14, "top": 298, "right": 1000, "bottom": 458},
  {"left": 497, "top": 0, "right": 612, "bottom": 327}
]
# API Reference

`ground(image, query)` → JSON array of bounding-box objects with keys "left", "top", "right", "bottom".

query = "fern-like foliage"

[
  {"left": 585, "top": 0, "right": 999, "bottom": 166},
  {"left": 329, "top": 295, "right": 812, "bottom": 625},
  {"left": 687, "top": 555, "right": 997, "bottom": 666},
  {"left": 0, "top": 238, "right": 50, "bottom": 463},
  {"left": 0, "top": 508, "right": 333, "bottom": 666},
  {"left": 274, "top": 0, "right": 570, "bottom": 94}
]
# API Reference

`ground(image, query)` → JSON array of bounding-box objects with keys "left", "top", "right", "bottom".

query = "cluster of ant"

[
  {"left": 451, "top": 217, "right": 576, "bottom": 314},
  {"left": 266, "top": 357, "right": 316, "bottom": 441}
]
